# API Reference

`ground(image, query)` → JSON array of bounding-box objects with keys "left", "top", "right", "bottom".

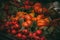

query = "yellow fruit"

[{"left": 29, "top": 12, "right": 35, "bottom": 17}]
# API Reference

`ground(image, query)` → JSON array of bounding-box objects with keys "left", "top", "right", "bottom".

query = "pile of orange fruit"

[{"left": 4, "top": 0, "right": 51, "bottom": 40}]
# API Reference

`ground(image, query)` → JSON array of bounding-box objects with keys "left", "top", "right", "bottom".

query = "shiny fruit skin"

[
  {"left": 22, "top": 29, "right": 28, "bottom": 34},
  {"left": 37, "top": 8, "right": 43, "bottom": 14},
  {"left": 33, "top": 2, "right": 42, "bottom": 8},
  {"left": 24, "top": 14, "right": 32, "bottom": 20},
  {"left": 32, "top": 17, "right": 37, "bottom": 21},
  {"left": 36, "top": 15, "right": 44, "bottom": 21},
  {"left": 41, "top": 36, "right": 46, "bottom": 40},
  {"left": 29, "top": 32, "right": 33, "bottom": 37},
  {"left": 34, "top": 6, "right": 40, "bottom": 13},
  {"left": 24, "top": 5, "right": 31, "bottom": 10},
  {"left": 44, "top": 17, "right": 50, "bottom": 23},
  {"left": 26, "top": 20, "right": 32, "bottom": 26},
  {"left": 33, "top": 32, "right": 37, "bottom": 38},
  {"left": 22, "top": 22, "right": 29, "bottom": 28},
  {"left": 16, "top": 33, "right": 22, "bottom": 38},
  {"left": 22, "top": 35, "right": 26, "bottom": 40},
  {"left": 36, "top": 30, "right": 42, "bottom": 35},
  {"left": 11, "top": 29, "right": 16, "bottom": 34},
  {"left": 37, "top": 19, "right": 48, "bottom": 27}
]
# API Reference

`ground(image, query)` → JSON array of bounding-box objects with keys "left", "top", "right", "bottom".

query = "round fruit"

[
  {"left": 36, "top": 30, "right": 42, "bottom": 35},
  {"left": 23, "top": 1, "right": 29, "bottom": 5},
  {"left": 37, "top": 8, "right": 43, "bottom": 14},
  {"left": 24, "top": 5, "right": 31, "bottom": 10},
  {"left": 22, "top": 22, "right": 29, "bottom": 28},
  {"left": 16, "top": 33, "right": 22, "bottom": 38},
  {"left": 33, "top": 32, "right": 37, "bottom": 38},
  {"left": 34, "top": 6, "right": 40, "bottom": 13},
  {"left": 16, "top": 12, "right": 26, "bottom": 18},
  {"left": 11, "top": 29, "right": 16, "bottom": 34},
  {"left": 22, "top": 35, "right": 26, "bottom": 40},
  {"left": 44, "top": 17, "right": 50, "bottom": 23},
  {"left": 32, "top": 17, "right": 37, "bottom": 21},
  {"left": 29, "top": 32, "right": 33, "bottom": 37},
  {"left": 22, "top": 29, "right": 28, "bottom": 33},
  {"left": 41, "top": 36, "right": 46, "bottom": 40},
  {"left": 26, "top": 20, "right": 32, "bottom": 26},
  {"left": 33, "top": 2, "right": 41, "bottom": 8},
  {"left": 36, "top": 14, "right": 44, "bottom": 21},
  {"left": 34, "top": 36, "right": 40, "bottom": 40},
  {"left": 37, "top": 19, "right": 48, "bottom": 27},
  {"left": 24, "top": 14, "right": 32, "bottom": 20}
]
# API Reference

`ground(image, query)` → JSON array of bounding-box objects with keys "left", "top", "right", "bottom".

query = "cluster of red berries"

[{"left": 7, "top": 28, "right": 45, "bottom": 40}]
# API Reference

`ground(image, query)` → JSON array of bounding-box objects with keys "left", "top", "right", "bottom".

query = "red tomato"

[
  {"left": 16, "top": 33, "right": 22, "bottom": 38},
  {"left": 11, "top": 29, "right": 16, "bottom": 34},
  {"left": 43, "top": 8, "right": 48, "bottom": 13},
  {"left": 23, "top": 1, "right": 29, "bottom": 5},
  {"left": 12, "top": 21, "right": 17, "bottom": 24},
  {"left": 22, "top": 35, "right": 26, "bottom": 40},
  {"left": 41, "top": 36, "right": 46, "bottom": 40},
  {"left": 33, "top": 2, "right": 42, "bottom": 8},
  {"left": 34, "top": 36, "right": 40, "bottom": 40},
  {"left": 29, "top": 1, "right": 33, "bottom": 5},
  {"left": 33, "top": 32, "right": 37, "bottom": 38},
  {"left": 36, "top": 30, "right": 42, "bottom": 35},
  {"left": 22, "top": 29, "right": 28, "bottom": 33},
  {"left": 29, "top": 32, "right": 33, "bottom": 37},
  {"left": 24, "top": 5, "right": 31, "bottom": 10}
]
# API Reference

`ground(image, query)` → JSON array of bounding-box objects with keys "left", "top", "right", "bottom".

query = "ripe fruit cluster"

[{"left": 3, "top": 0, "right": 50, "bottom": 40}]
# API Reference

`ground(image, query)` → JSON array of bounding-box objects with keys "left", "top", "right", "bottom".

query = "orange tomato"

[
  {"left": 26, "top": 20, "right": 32, "bottom": 26},
  {"left": 24, "top": 14, "right": 32, "bottom": 20},
  {"left": 44, "top": 17, "right": 50, "bottom": 23},
  {"left": 16, "top": 11, "right": 26, "bottom": 17},
  {"left": 37, "top": 8, "right": 43, "bottom": 14},
  {"left": 33, "top": 2, "right": 42, "bottom": 8},
  {"left": 32, "top": 17, "right": 37, "bottom": 21},
  {"left": 37, "top": 19, "right": 48, "bottom": 27},
  {"left": 31, "top": 10, "right": 34, "bottom": 13},
  {"left": 10, "top": 16, "right": 19, "bottom": 21},
  {"left": 36, "top": 15, "right": 44, "bottom": 21},
  {"left": 22, "top": 22, "right": 29, "bottom": 28},
  {"left": 33, "top": 2, "right": 42, "bottom": 13},
  {"left": 34, "top": 6, "right": 40, "bottom": 13}
]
